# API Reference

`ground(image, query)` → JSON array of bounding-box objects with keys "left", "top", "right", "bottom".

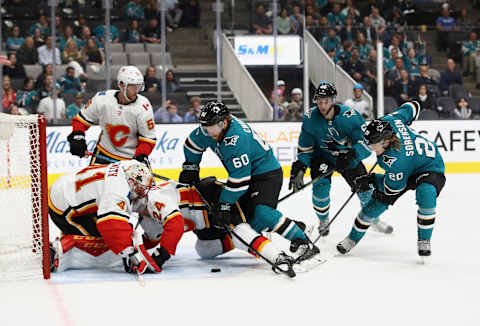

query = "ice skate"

[
  {"left": 317, "top": 218, "right": 330, "bottom": 237},
  {"left": 336, "top": 236, "right": 357, "bottom": 255},
  {"left": 418, "top": 239, "right": 431, "bottom": 257},
  {"left": 49, "top": 238, "right": 61, "bottom": 272},
  {"left": 272, "top": 252, "right": 296, "bottom": 278},
  {"left": 290, "top": 238, "right": 320, "bottom": 263},
  {"left": 371, "top": 219, "right": 394, "bottom": 234}
]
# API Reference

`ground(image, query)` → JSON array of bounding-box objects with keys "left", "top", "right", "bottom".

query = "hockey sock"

[
  {"left": 348, "top": 213, "right": 372, "bottom": 242},
  {"left": 356, "top": 188, "right": 373, "bottom": 208},
  {"left": 249, "top": 205, "right": 306, "bottom": 241},
  {"left": 313, "top": 194, "right": 330, "bottom": 221},
  {"left": 416, "top": 183, "right": 437, "bottom": 240}
]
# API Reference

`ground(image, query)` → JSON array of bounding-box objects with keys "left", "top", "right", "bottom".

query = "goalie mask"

[{"left": 124, "top": 161, "right": 153, "bottom": 199}]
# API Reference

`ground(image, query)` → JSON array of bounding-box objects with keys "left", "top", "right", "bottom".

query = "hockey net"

[{"left": 0, "top": 113, "right": 49, "bottom": 280}]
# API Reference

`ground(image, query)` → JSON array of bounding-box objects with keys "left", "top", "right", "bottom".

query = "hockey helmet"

[
  {"left": 313, "top": 81, "right": 337, "bottom": 102},
  {"left": 124, "top": 161, "right": 153, "bottom": 198},
  {"left": 117, "top": 66, "right": 145, "bottom": 92},
  {"left": 199, "top": 101, "right": 230, "bottom": 127},
  {"left": 363, "top": 119, "right": 394, "bottom": 145}
]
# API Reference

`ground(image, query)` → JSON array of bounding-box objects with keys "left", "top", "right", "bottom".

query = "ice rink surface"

[{"left": 1, "top": 173, "right": 479, "bottom": 326}]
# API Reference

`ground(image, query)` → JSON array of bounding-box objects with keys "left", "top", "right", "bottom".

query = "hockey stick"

[
  {"left": 278, "top": 167, "right": 334, "bottom": 203},
  {"left": 312, "top": 162, "right": 378, "bottom": 246}
]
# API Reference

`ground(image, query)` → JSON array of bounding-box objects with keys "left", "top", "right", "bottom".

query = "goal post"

[{"left": 0, "top": 113, "right": 50, "bottom": 280}]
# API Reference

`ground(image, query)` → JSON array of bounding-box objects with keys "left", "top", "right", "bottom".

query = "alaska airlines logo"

[
  {"left": 382, "top": 155, "right": 397, "bottom": 167},
  {"left": 224, "top": 135, "right": 239, "bottom": 147}
]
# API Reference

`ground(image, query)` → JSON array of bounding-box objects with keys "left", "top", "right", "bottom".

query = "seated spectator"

[
  {"left": 2, "top": 75, "right": 17, "bottom": 113},
  {"left": 277, "top": 8, "right": 294, "bottom": 35},
  {"left": 141, "top": 18, "right": 162, "bottom": 44},
  {"left": 386, "top": 57, "right": 405, "bottom": 89},
  {"left": 280, "top": 102, "right": 303, "bottom": 121},
  {"left": 344, "top": 83, "right": 370, "bottom": 119},
  {"left": 73, "top": 17, "right": 89, "bottom": 39},
  {"left": 37, "top": 36, "right": 61, "bottom": 66},
  {"left": 82, "top": 38, "right": 105, "bottom": 74},
  {"left": 164, "top": 69, "right": 182, "bottom": 93},
  {"left": 59, "top": 25, "right": 79, "bottom": 53},
  {"left": 342, "top": 47, "right": 365, "bottom": 82},
  {"left": 290, "top": 5, "right": 305, "bottom": 35},
  {"left": 37, "top": 74, "right": 54, "bottom": 100},
  {"left": 392, "top": 69, "right": 417, "bottom": 104},
  {"left": 338, "top": 41, "right": 353, "bottom": 65},
  {"left": 355, "top": 32, "right": 372, "bottom": 62},
  {"left": 340, "top": 0, "right": 360, "bottom": 22},
  {"left": 321, "top": 28, "right": 341, "bottom": 53},
  {"left": 77, "top": 26, "right": 101, "bottom": 49},
  {"left": 327, "top": 3, "right": 343, "bottom": 31},
  {"left": 327, "top": 48, "right": 339, "bottom": 64},
  {"left": 305, "top": 4, "right": 321, "bottom": 24},
  {"left": 16, "top": 77, "right": 38, "bottom": 113},
  {"left": 6, "top": 26, "right": 25, "bottom": 54},
  {"left": 435, "top": 6, "right": 456, "bottom": 52},
  {"left": 144, "top": 66, "right": 161, "bottom": 92},
  {"left": 58, "top": 67, "right": 82, "bottom": 94},
  {"left": 439, "top": 58, "right": 463, "bottom": 96},
  {"left": 124, "top": 0, "right": 145, "bottom": 21},
  {"left": 277, "top": 80, "right": 286, "bottom": 96},
  {"left": 144, "top": 0, "right": 160, "bottom": 20},
  {"left": 358, "top": 16, "right": 377, "bottom": 45},
  {"left": 55, "top": 15, "right": 65, "bottom": 38},
  {"left": 461, "top": 32, "right": 480, "bottom": 77},
  {"left": 32, "top": 28, "right": 45, "bottom": 49},
  {"left": 364, "top": 49, "right": 377, "bottom": 94},
  {"left": 388, "top": 34, "right": 404, "bottom": 58},
  {"left": 369, "top": 7, "right": 386, "bottom": 37},
  {"left": 94, "top": 18, "right": 120, "bottom": 45},
  {"left": 251, "top": 3, "right": 272, "bottom": 35},
  {"left": 166, "top": 0, "right": 183, "bottom": 31},
  {"left": 416, "top": 65, "right": 437, "bottom": 86},
  {"left": 416, "top": 84, "right": 435, "bottom": 112},
  {"left": 126, "top": 20, "right": 142, "bottom": 43},
  {"left": 62, "top": 39, "right": 82, "bottom": 65},
  {"left": 179, "top": 0, "right": 201, "bottom": 28},
  {"left": 184, "top": 96, "right": 202, "bottom": 122},
  {"left": 29, "top": 15, "right": 50, "bottom": 37},
  {"left": 2, "top": 53, "right": 26, "bottom": 79},
  {"left": 305, "top": 15, "right": 319, "bottom": 33},
  {"left": 16, "top": 36, "right": 38, "bottom": 65},
  {"left": 403, "top": 48, "right": 424, "bottom": 76},
  {"left": 66, "top": 93, "right": 84, "bottom": 119},
  {"left": 154, "top": 100, "right": 183, "bottom": 123},
  {"left": 37, "top": 84, "right": 66, "bottom": 120},
  {"left": 340, "top": 17, "right": 355, "bottom": 43},
  {"left": 35, "top": 64, "right": 53, "bottom": 90},
  {"left": 290, "top": 88, "right": 303, "bottom": 109},
  {"left": 453, "top": 97, "right": 472, "bottom": 120}
]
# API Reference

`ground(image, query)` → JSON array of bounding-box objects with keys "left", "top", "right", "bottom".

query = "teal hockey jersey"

[
  {"left": 297, "top": 104, "right": 371, "bottom": 168},
  {"left": 183, "top": 116, "right": 281, "bottom": 203}
]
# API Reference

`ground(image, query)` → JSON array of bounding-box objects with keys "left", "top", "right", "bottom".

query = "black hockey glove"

[
  {"left": 121, "top": 244, "right": 162, "bottom": 274},
  {"left": 151, "top": 246, "right": 171, "bottom": 270},
  {"left": 211, "top": 202, "right": 232, "bottom": 229},
  {"left": 352, "top": 173, "right": 376, "bottom": 193},
  {"left": 178, "top": 161, "right": 200, "bottom": 185},
  {"left": 67, "top": 130, "right": 87, "bottom": 158},
  {"left": 133, "top": 154, "right": 150, "bottom": 166},
  {"left": 336, "top": 149, "right": 356, "bottom": 172},
  {"left": 289, "top": 160, "right": 307, "bottom": 192}
]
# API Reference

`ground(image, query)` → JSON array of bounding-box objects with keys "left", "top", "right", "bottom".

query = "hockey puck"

[{"left": 210, "top": 268, "right": 221, "bottom": 273}]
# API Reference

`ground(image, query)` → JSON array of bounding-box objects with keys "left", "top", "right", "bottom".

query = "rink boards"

[{"left": 44, "top": 120, "right": 480, "bottom": 184}]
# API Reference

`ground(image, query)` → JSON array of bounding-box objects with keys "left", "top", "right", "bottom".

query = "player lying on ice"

[{"left": 48, "top": 160, "right": 169, "bottom": 275}]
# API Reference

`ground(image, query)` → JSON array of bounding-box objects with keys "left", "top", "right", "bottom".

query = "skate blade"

[{"left": 294, "top": 257, "right": 327, "bottom": 273}]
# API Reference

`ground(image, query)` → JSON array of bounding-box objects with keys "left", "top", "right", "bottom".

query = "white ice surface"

[{"left": 1, "top": 174, "right": 479, "bottom": 326}]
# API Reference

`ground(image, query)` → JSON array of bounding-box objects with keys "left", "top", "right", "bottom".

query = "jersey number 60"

[{"left": 232, "top": 154, "right": 249, "bottom": 168}]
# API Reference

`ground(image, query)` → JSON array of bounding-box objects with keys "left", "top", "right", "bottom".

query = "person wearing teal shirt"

[{"left": 66, "top": 93, "right": 84, "bottom": 119}]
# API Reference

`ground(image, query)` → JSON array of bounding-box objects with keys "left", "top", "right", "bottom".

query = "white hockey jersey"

[
  {"left": 49, "top": 161, "right": 138, "bottom": 254},
  {"left": 73, "top": 90, "right": 156, "bottom": 159}
]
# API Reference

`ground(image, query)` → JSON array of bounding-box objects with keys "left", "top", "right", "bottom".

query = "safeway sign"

[{"left": 234, "top": 35, "right": 302, "bottom": 66}]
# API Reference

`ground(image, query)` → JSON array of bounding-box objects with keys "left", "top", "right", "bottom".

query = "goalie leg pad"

[
  {"left": 231, "top": 223, "right": 282, "bottom": 261},
  {"left": 195, "top": 235, "right": 234, "bottom": 259}
]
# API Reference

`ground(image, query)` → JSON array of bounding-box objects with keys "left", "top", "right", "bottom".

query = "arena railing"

[{"left": 221, "top": 33, "right": 273, "bottom": 120}]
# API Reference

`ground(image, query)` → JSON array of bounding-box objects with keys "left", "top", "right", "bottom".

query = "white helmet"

[
  {"left": 123, "top": 161, "right": 153, "bottom": 199},
  {"left": 117, "top": 66, "right": 145, "bottom": 97}
]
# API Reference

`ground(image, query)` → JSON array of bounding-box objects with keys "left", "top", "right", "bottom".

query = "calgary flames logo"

[{"left": 106, "top": 124, "right": 130, "bottom": 147}]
